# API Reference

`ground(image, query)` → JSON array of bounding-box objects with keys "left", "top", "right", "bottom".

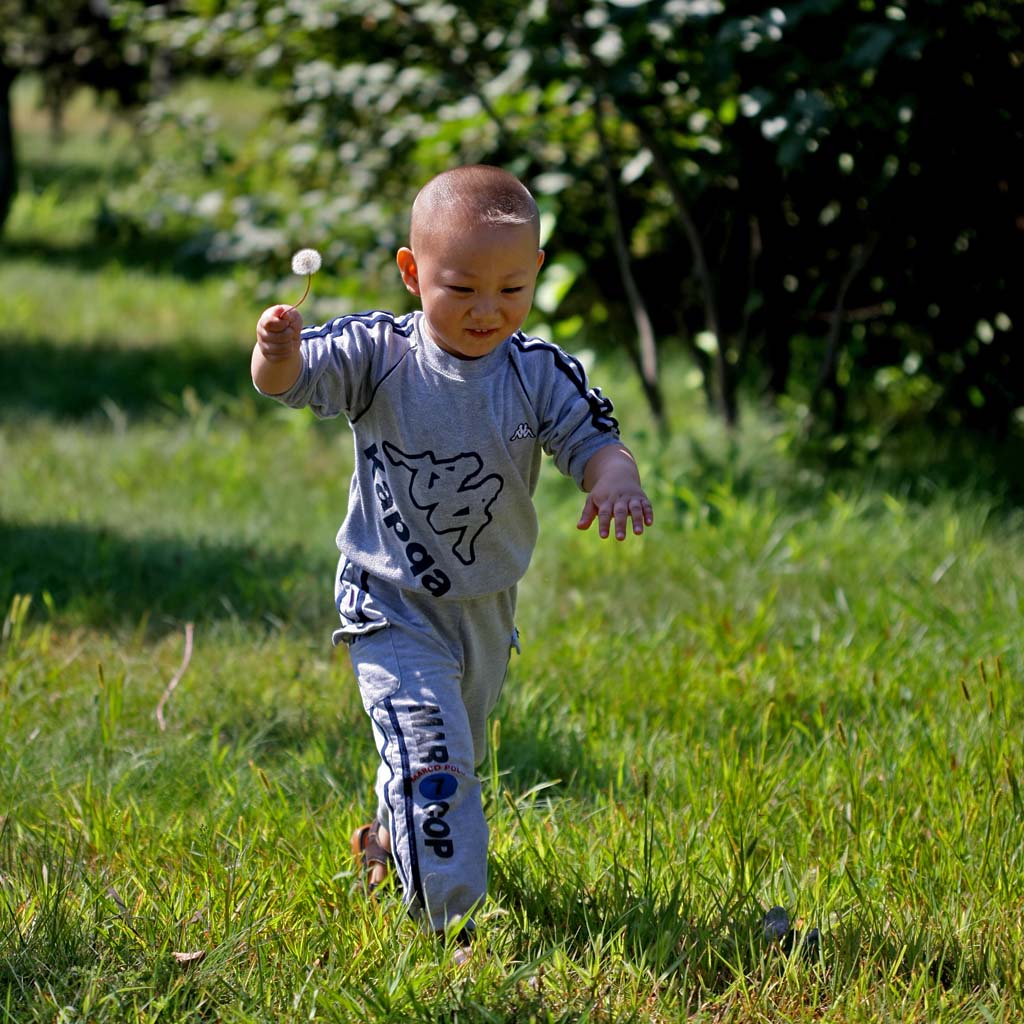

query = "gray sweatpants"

[{"left": 335, "top": 557, "right": 518, "bottom": 932}]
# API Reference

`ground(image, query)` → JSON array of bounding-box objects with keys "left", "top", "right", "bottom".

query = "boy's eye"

[
  {"left": 448, "top": 285, "right": 473, "bottom": 294},
  {"left": 502, "top": 287, "right": 524, "bottom": 294}
]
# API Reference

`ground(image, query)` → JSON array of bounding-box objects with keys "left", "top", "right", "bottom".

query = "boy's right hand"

[{"left": 256, "top": 305, "right": 303, "bottom": 362}]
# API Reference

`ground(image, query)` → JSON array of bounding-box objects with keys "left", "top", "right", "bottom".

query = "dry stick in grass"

[{"left": 156, "top": 621, "right": 194, "bottom": 731}]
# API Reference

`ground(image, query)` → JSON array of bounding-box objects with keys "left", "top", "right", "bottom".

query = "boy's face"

[{"left": 397, "top": 220, "right": 545, "bottom": 359}]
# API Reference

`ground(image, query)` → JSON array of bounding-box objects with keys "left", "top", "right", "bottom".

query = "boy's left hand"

[{"left": 578, "top": 445, "right": 654, "bottom": 541}]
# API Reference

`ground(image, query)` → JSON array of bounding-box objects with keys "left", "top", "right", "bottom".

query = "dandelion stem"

[{"left": 283, "top": 276, "right": 312, "bottom": 314}]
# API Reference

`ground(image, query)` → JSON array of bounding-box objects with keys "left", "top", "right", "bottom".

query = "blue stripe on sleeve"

[{"left": 511, "top": 334, "right": 619, "bottom": 433}]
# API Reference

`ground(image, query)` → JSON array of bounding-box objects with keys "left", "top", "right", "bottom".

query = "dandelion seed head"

[{"left": 291, "top": 248, "right": 322, "bottom": 276}]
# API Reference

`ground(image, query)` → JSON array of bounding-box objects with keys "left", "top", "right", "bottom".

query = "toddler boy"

[{"left": 252, "top": 165, "right": 653, "bottom": 954}]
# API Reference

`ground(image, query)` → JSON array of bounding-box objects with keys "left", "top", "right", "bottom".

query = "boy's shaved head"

[{"left": 410, "top": 165, "right": 540, "bottom": 252}]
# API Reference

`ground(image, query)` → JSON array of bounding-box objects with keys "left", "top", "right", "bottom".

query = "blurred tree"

[
  {"left": 693, "top": 0, "right": 1023, "bottom": 437},
  {"left": 0, "top": 0, "right": 162, "bottom": 236},
  {"left": 106, "top": 0, "right": 1024, "bottom": 438},
  {"left": 0, "top": 53, "right": 13, "bottom": 233}
]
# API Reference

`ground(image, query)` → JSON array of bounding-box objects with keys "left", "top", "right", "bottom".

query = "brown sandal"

[{"left": 350, "top": 819, "right": 391, "bottom": 894}]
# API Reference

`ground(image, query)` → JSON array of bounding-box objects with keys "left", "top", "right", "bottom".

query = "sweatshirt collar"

[{"left": 414, "top": 312, "right": 511, "bottom": 381}]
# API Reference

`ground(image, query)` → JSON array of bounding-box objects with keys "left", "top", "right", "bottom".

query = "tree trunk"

[
  {"left": 552, "top": 2, "right": 668, "bottom": 437},
  {"left": 592, "top": 101, "right": 667, "bottom": 437},
  {"left": 631, "top": 113, "right": 737, "bottom": 427},
  {"left": 0, "top": 61, "right": 17, "bottom": 238},
  {"left": 810, "top": 235, "right": 877, "bottom": 428}
]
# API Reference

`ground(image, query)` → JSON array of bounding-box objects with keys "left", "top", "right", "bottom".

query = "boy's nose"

[{"left": 471, "top": 294, "right": 499, "bottom": 318}]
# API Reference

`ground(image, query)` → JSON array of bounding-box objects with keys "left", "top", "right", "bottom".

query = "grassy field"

[{"left": 2, "top": 79, "right": 1023, "bottom": 1023}]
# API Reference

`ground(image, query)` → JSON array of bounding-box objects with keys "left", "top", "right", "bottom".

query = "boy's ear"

[
  {"left": 536, "top": 249, "right": 545, "bottom": 271},
  {"left": 396, "top": 247, "right": 421, "bottom": 295}
]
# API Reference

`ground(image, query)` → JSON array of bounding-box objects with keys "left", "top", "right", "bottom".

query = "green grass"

[{"left": 2, "top": 79, "right": 1023, "bottom": 1023}]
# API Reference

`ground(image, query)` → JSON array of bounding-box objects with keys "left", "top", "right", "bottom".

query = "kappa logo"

[
  {"left": 509, "top": 422, "right": 536, "bottom": 441},
  {"left": 363, "top": 443, "right": 451, "bottom": 596},
  {"left": 383, "top": 442, "right": 502, "bottom": 565}
]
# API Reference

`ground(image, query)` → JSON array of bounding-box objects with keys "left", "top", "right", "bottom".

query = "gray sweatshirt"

[{"left": 263, "top": 309, "right": 621, "bottom": 599}]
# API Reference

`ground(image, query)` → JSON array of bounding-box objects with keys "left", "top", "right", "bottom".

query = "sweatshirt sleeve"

[
  {"left": 259, "top": 312, "right": 411, "bottom": 421},
  {"left": 514, "top": 337, "right": 622, "bottom": 488}
]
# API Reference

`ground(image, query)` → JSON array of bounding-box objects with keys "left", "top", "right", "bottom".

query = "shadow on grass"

[
  {"left": 684, "top": 427, "right": 1024, "bottom": 512},
  {"left": 3, "top": 230, "right": 222, "bottom": 281},
  {"left": 21, "top": 151, "right": 131, "bottom": 192},
  {"left": 493, "top": 691, "right": 624, "bottom": 798},
  {"left": 491, "top": 855, "right": 1001, "bottom": 1005},
  {"left": 11, "top": 148, "right": 221, "bottom": 281},
  {"left": 0, "top": 335, "right": 251, "bottom": 421},
  {"left": 0, "top": 520, "right": 316, "bottom": 634},
  {"left": 489, "top": 842, "right": 780, "bottom": 993}
]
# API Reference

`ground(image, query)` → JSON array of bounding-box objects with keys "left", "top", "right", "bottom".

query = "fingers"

[
  {"left": 257, "top": 305, "right": 302, "bottom": 362},
  {"left": 637, "top": 496, "right": 654, "bottom": 529},
  {"left": 624, "top": 495, "right": 654, "bottom": 536},
  {"left": 260, "top": 305, "right": 302, "bottom": 332},
  {"left": 578, "top": 493, "right": 654, "bottom": 539},
  {"left": 577, "top": 494, "right": 598, "bottom": 532}
]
